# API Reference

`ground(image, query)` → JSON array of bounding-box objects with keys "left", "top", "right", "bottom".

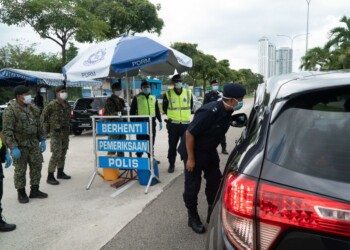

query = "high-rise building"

[
  {"left": 276, "top": 47, "right": 292, "bottom": 75},
  {"left": 258, "top": 37, "right": 276, "bottom": 80}
]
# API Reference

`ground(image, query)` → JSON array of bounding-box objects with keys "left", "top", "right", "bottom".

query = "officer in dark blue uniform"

[
  {"left": 178, "top": 83, "right": 246, "bottom": 234},
  {"left": 203, "top": 79, "right": 228, "bottom": 154}
]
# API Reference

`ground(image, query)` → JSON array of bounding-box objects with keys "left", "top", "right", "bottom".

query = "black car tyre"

[{"left": 72, "top": 128, "right": 83, "bottom": 136}]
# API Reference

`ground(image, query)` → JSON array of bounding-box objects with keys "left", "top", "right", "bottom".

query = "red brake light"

[
  {"left": 98, "top": 107, "right": 104, "bottom": 116},
  {"left": 222, "top": 173, "right": 257, "bottom": 250},
  {"left": 259, "top": 184, "right": 350, "bottom": 240},
  {"left": 70, "top": 110, "right": 74, "bottom": 118}
]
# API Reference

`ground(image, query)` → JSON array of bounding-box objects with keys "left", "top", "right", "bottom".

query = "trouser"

[
  {"left": 13, "top": 146, "right": 43, "bottom": 189},
  {"left": 0, "top": 163, "right": 3, "bottom": 214},
  {"left": 167, "top": 123, "right": 189, "bottom": 165},
  {"left": 136, "top": 122, "right": 156, "bottom": 158},
  {"left": 183, "top": 150, "right": 222, "bottom": 210},
  {"left": 220, "top": 135, "right": 227, "bottom": 149},
  {"left": 48, "top": 134, "right": 69, "bottom": 173}
]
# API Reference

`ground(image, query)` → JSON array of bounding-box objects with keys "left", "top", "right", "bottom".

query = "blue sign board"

[
  {"left": 97, "top": 122, "right": 148, "bottom": 135},
  {"left": 98, "top": 139, "right": 148, "bottom": 152},
  {"left": 99, "top": 156, "right": 149, "bottom": 170}
]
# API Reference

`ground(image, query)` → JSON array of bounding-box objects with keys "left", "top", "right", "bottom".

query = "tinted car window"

[
  {"left": 266, "top": 88, "right": 350, "bottom": 183},
  {"left": 75, "top": 97, "right": 106, "bottom": 110}
]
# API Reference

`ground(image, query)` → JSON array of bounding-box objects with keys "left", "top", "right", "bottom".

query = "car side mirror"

[{"left": 231, "top": 113, "right": 248, "bottom": 127}]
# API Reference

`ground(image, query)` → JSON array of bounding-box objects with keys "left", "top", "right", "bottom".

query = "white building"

[
  {"left": 276, "top": 47, "right": 293, "bottom": 75},
  {"left": 258, "top": 37, "right": 276, "bottom": 80}
]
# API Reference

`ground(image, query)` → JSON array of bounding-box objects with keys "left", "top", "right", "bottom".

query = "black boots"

[
  {"left": 17, "top": 188, "right": 29, "bottom": 204},
  {"left": 188, "top": 209, "right": 205, "bottom": 234},
  {"left": 168, "top": 164, "right": 175, "bottom": 173},
  {"left": 57, "top": 168, "right": 71, "bottom": 179},
  {"left": 47, "top": 172, "right": 59, "bottom": 185},
  {"left": 29, "top": 185, "right": 48, "bottom": 199},
  {"left": 222, "top": 148, "right": 228, "bottom": 155},
  {"left": 0, "top": 216, "right": 16, "bottom": 232}
]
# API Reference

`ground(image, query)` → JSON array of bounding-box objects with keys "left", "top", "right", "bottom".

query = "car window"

[
  {"left": 75, "top": 97, "right": 106, "bottom": 110},
  {"left": 266, "top": 88, "right": 350, "bottom": 183}
]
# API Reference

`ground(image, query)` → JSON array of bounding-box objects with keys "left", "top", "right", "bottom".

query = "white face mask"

[
  {"left": 23, "top": 95, "right": 32, "bottom": 104},
  {"left": 60, "top": 92, "right": 68, "bottom": 100},
  {"left": 114, "top": 90, "right": 122, "bottom": 96}
]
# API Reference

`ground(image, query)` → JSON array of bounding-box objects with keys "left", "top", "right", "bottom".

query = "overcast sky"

[{"left": 0, "top": 0, "right": 349, "bottom": 73}]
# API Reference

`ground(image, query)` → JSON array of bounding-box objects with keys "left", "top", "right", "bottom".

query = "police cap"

[
  {"left": 111, "top": 79, "right": 122, "bottom": 89},
  {"left": 14, "top": 85, "right": 30, "bottom": 97},
  {"left": 223, "top": 83, "right": 246, "bottom": 99},
  {"left": 55, "top": 85, "right": 66, "bottom": 92},
  {"left": 141, "top": 79, "right": 150, "bottom": 88},
  {"left": 210, "top": 79, "right": 219, "bottom": 85},
  {"left": 171, "top": 74, "right": 181, "bottom": 82}
]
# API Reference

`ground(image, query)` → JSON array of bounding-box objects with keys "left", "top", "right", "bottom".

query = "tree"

[
  {"left": 300, "top": 47, "right": 330, "bottom": 71},
  {"left": 0, "top": 0, "right": 108, "bottom": 67},
  {"left": 91, "top": 0, "right": 164, "bottom": 36}
]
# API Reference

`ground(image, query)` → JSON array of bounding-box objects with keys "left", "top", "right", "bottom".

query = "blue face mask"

[
  {"left": 212, "top": 86, "right": 219, "bottom": 91},
  {"left": 234, "top": 100, "right": 244, "bottom": 111},
  {"left": 143, "top": 88, "right": 151, "bottom": 95},
  {"left": 175, "top": 82, "right": 183, "bottom": 89}
]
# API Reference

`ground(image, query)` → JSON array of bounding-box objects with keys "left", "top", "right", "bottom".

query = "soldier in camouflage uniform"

[
  {"left": 41, "top": 85, "right": 71, "bottom": 185},
  {"left": 2, "top": 85, "right": 48, "bottom": 204},
  {"left": 103, "top": 80, "right": 126, "bottom": 156}
]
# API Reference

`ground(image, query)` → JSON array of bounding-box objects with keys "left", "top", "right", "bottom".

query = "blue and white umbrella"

[{"left": 63, "top": 35, "right": 193, "bottom": 82}]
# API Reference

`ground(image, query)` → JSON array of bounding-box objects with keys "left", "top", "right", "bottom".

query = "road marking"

[{"left": 110, "top": 180, "right": 136, "bottom": 198}]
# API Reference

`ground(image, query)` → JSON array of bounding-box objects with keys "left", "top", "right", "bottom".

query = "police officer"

[
  {"left": 41, "top": 85, "right": 71, "bottom": 185},
  {"left": 203, "top": 79, "right": 228, "bottom": 154},
  {"left": 162, "top": 74, "right": 193, "bottom": 173},
  {"left": 178, "top": 83, "right": 246, "bottom": 234},
  {"left": 130, "top": 80, "right": 162, "bottom": 159},
  {"left": 103, "top": 79, "right": 126, "bottom": 156},
  {"left": 3, "top": 85, "right": 48, "bottom": 204},
  {"left": 0, "top": 116, "right": 16, "bottom": 232}
]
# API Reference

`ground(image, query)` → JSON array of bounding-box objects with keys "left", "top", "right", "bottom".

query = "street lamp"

[
  {"left": 276, "top": 34, "right": 307, "bottom": 70},
  {"left": 306, "top": 0, "right": 311, "bottom": 55}
]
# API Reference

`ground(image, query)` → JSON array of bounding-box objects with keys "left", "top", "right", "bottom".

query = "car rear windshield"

[
  {"left": 266, "top": 87, "right": 350, "bottom": 183},
  {"left": 74, "top": 97, "right": 106, "bottom": 110}
]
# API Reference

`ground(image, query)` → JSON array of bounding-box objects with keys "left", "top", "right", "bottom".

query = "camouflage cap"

[{"left": 14, "top": 85, "right": 30, "bottom": 97}]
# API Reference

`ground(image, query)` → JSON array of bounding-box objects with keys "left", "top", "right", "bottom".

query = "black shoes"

[
  {"left": 222, "top": 148, "right": 229, "bottom": 155},
  {"left": 17, "top": 188, "right": 29, "bottom": 204},
  {"left": 47, "top": 172, "right": 59, "bottom": 185},
  {"left": 29, "top": 185, "right": 48, "bottom": 199},
  {"left": 188, "top": 209, "right": 205, "bottom": 234},
  {"left": 57, "top": 169, "right": 71, "bottom": 179},
  {"left": 168, "top": 164, "right": 175, "bottom": 173},
  {"left": 0, "top": 216, "right": 16, "bottom": 232}
]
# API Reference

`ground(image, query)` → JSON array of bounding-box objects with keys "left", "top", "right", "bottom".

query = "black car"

[
  {"left": 70, "top": 96, "right": 107, "bottom": 135},
  {"left": 207, "top": 71, "right": 350, "bottom": 250}
]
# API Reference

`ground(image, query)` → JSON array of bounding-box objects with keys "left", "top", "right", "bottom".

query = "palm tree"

[
  {"left": 300, "top": 47, "right": 330, "bottom": 71},
  {"left": 326, "top": 16, "right": 350, "bottom": 50}
]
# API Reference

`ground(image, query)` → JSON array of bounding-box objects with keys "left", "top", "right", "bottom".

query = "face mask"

[
  {"left": 60, "top": 92, "right": 68, "bottom": 100},
  {"left": 143, "top": 88, "right": 151, "bottom": 95},
  {"left": 175, "top": 82, "right": 183, "bottom": 89},
  {"left": 23, "top": 95, "right": 32, "bottom": 104},
  {"left": 233, "top": 99, "right": 244, "bottom": 111},
  {"left": 212, "top": 86, "right": 219, "bottom": 91},
  {"left": 114, "top": 90, "right": 122, "bottom": 96}
]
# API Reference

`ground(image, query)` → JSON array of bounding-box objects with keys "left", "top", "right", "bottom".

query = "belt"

[{"left": 170, "top": 121, "right": 190, "bottom": 124}]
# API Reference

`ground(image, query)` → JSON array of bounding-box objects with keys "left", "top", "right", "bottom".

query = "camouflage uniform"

[
  {"left": 2, "top": 102, "right": 45, "bottom": 189},
  {"left": 103, "top": 94, "right": 126, "bottom": 155},
  {"left": 41, "top": 100, "right": 71, "bottom": 173}
]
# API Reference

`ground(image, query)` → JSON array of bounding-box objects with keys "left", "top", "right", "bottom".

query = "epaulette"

[{"left": 211, "top": 107, "right": 218, "bottom": 113}]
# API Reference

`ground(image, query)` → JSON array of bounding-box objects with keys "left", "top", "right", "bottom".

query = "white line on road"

[{"left": 110, "top": 180, "right": 137, "bottom": 198}]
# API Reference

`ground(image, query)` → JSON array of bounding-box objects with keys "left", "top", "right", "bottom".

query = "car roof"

[{"left": 258, "top": 70, "right": 350, "bottom": 107}]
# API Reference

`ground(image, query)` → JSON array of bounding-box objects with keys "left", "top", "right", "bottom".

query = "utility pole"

[{"left": 306, "top": 0, "right": 311, "bottom": 55}]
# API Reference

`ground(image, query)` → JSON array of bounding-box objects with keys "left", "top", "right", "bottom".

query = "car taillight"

[
  {"left": 258, "top": 183, "right": 350, "bottom": 249},
  {"left": 70, "top": 110, "right": 74, "bottom": 118},
  {"left": 98, "top": 107, "right": 104, "bottom": 116},
  {"left": 222, "top": 173, "right": 350, "bottom": 250},
  {"left": 222, "top": 173, "right": 257, "bottom": 250}
]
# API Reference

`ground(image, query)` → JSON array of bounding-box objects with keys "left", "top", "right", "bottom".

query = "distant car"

[
  {"left": 207, "top": 71, "right": 350, "bottom": 250},
  {"left": 70, "top": 96, "right": 107, "bottom": 135},
  {"left": 192, "top": 95, "right": 203, "bottom": 113}
]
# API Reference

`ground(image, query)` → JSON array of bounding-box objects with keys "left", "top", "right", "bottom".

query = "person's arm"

[
  {"left": 155, "top": 99, "right": 162, "bottom": 122},
  {"left": 203, "top": 93, "right": 209, "bottom": 104},
  {"left": 185, "top": 130, "right": 195, "bottom": 172},
  {"left": 130, "top": 96, "right": 137, "bottom": 115},
  {"left": 190, "top": 93, "right": 193, "bottom": 110},
  {"left": 162, "top": 93, "right": 168, "bottom": 115},
  {"left": 40, "top": 103, "right": 51, "bottom": 135},
  {"left": 2, "top": 107, "right": 18, "bottom": 149}
]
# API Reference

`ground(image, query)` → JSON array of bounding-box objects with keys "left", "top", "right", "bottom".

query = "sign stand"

[{"left": 86, "top": 115, "right": 160, "bottom": 194}]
